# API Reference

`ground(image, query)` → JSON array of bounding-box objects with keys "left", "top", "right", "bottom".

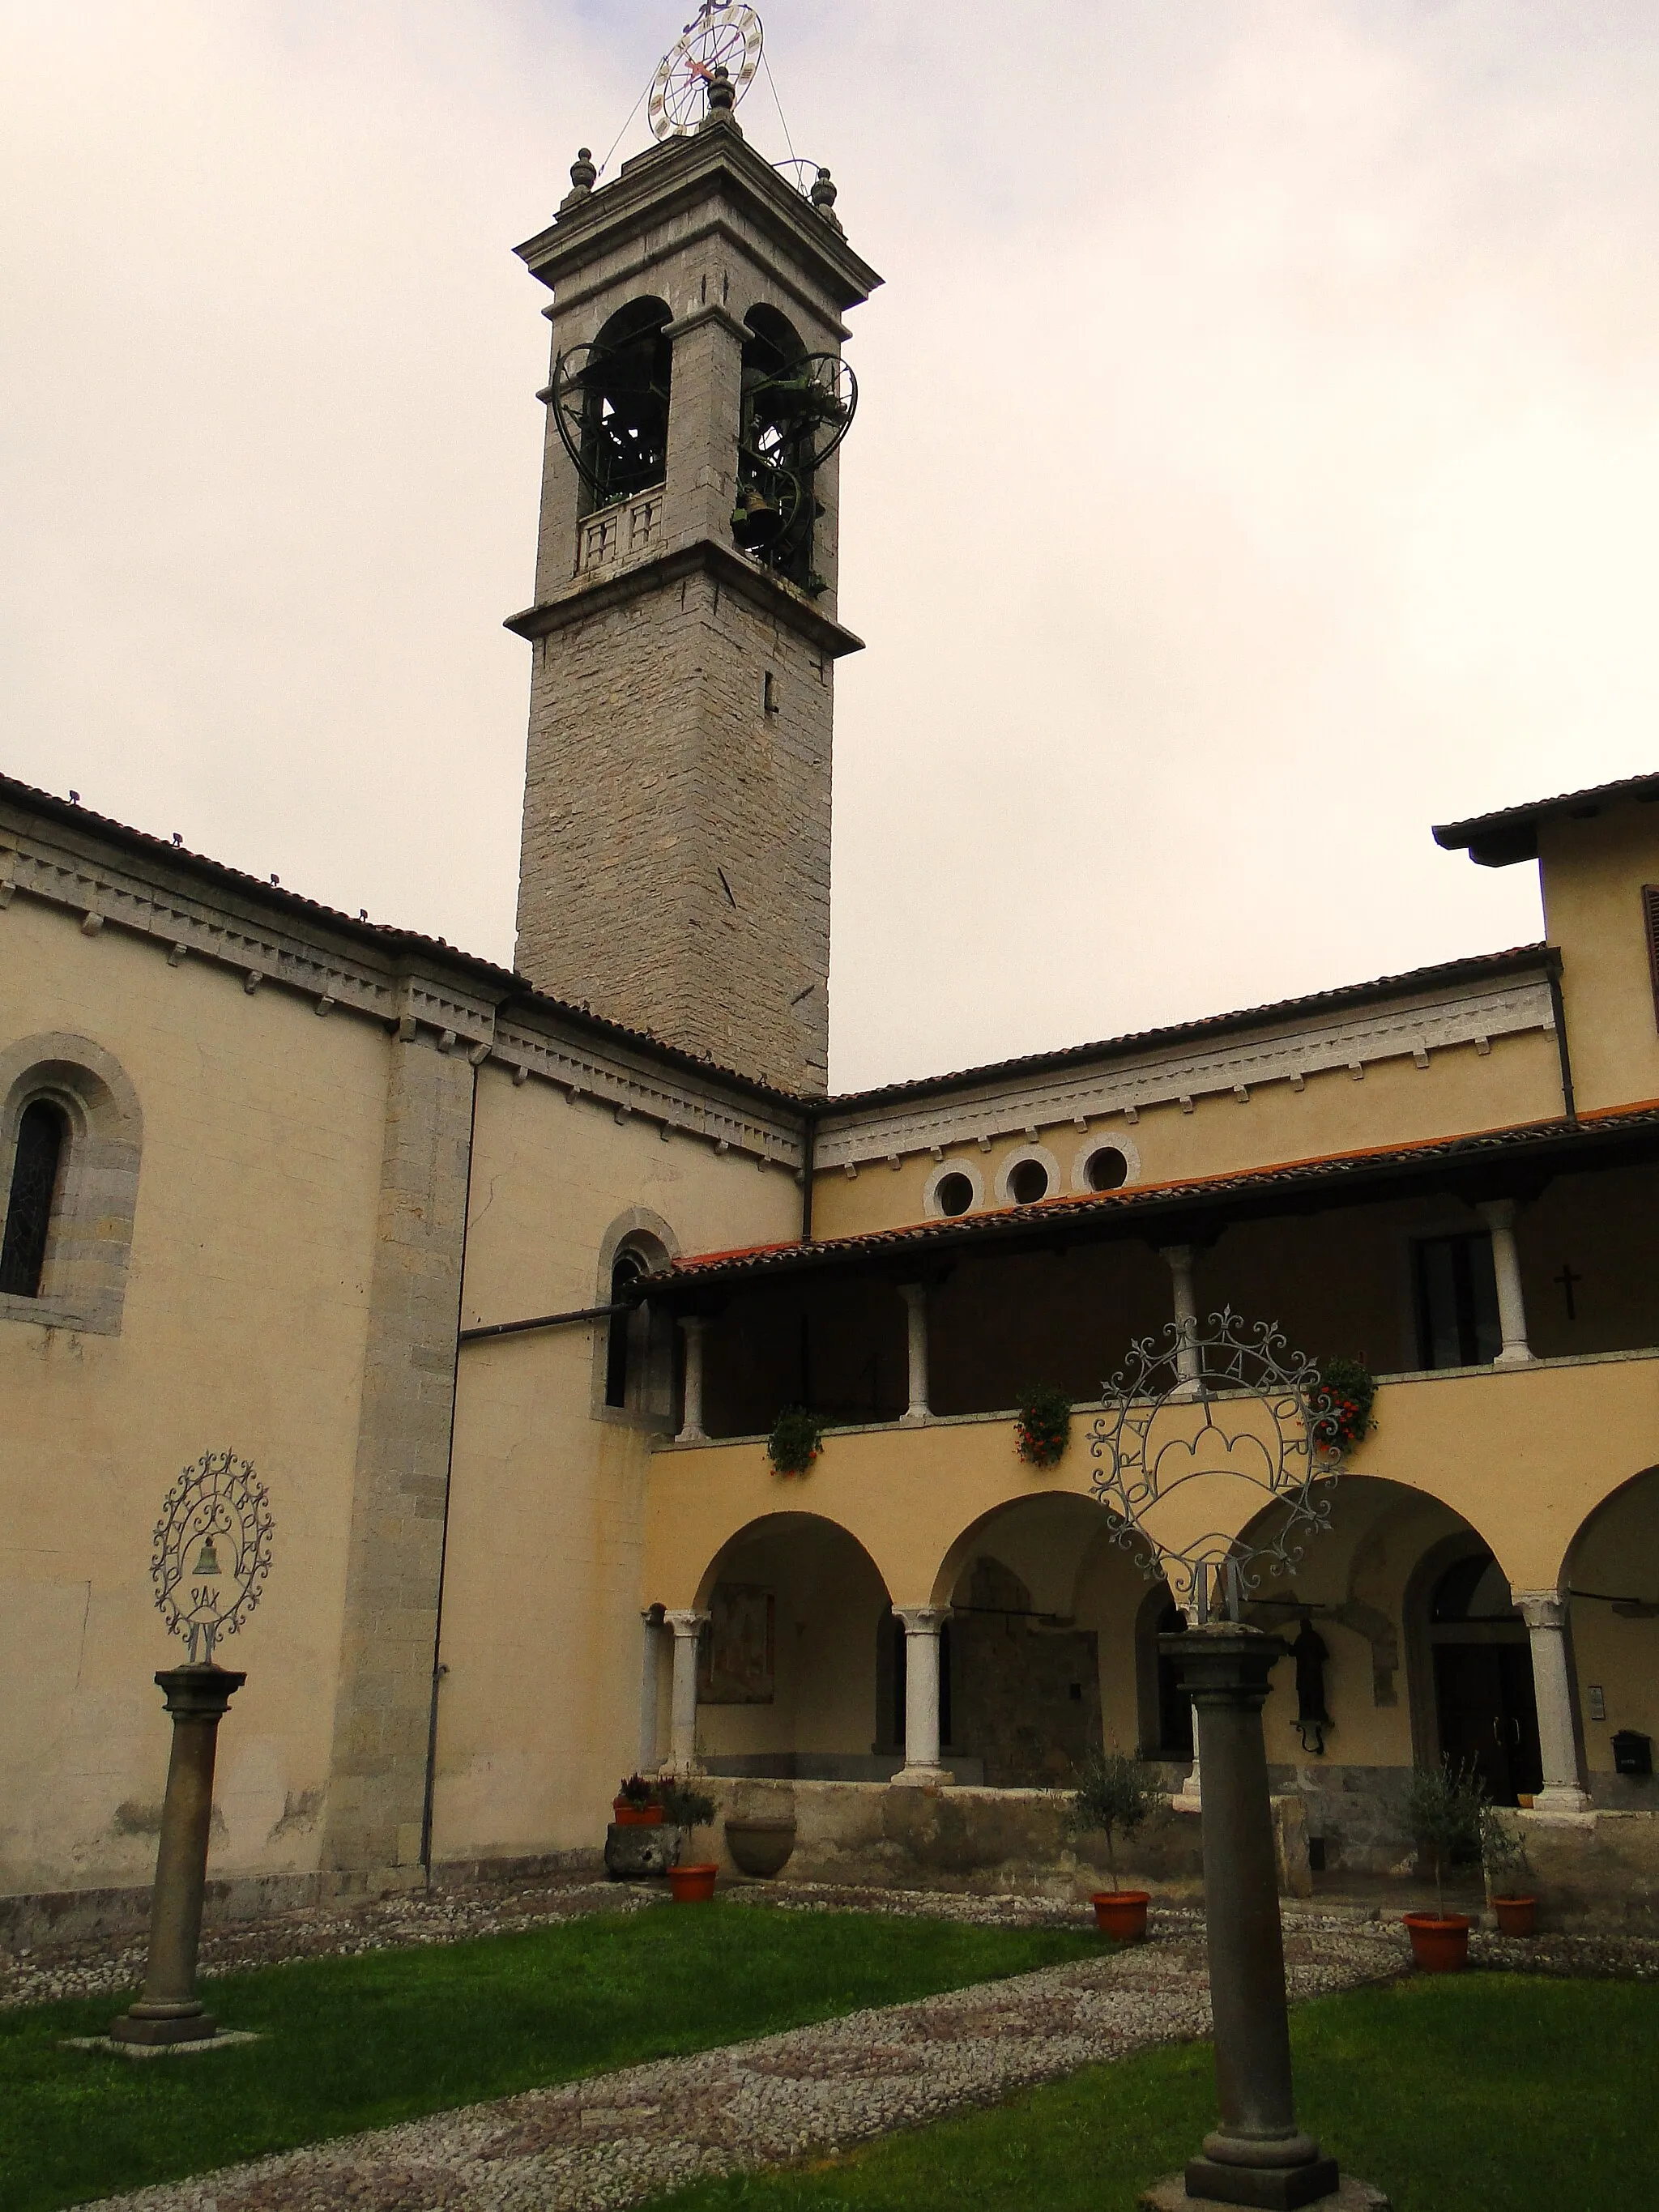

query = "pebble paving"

[
  {"left": 70, "top": 1916, "right": 1405, "bottom": 2212},
  {"left": 19, "top": 1882, "right": 1655, "bottom": 2212}
]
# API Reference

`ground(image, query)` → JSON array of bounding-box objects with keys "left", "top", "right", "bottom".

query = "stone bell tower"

[{"left": 507, "top": 79, "right": 881, "bottom": 1093}]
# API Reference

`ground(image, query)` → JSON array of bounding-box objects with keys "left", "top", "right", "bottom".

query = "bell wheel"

[{"left": 649, "top": 5, "right": 764, "bottom": 140}]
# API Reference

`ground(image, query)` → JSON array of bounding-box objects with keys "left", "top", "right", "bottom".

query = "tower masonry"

[{"left": 508, "top": 94, "right": 881, "bottom": 1093}]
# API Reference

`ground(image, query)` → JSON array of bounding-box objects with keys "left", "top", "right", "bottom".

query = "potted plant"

[
  {"left": 1311, "top": 1357, "right": 1376, "bottom": 1455},
  {"left": 1016, "top": 1382, "right": 1073, "bottom": 1471},
  {"left": 1403, "top": 1758, "right": 1486, "bottom": 1970},
  {"left": 768, "top": 1404, "right": 823, "bottom": 1478},
  {"left": 1069, "top": 1750, "right": 1158, "bottom": 1941},
  {"left": 1481, "top": 1804, "right": 1537, "bottom": 1937},
  {"left": 612, "top": 1774, "right": 664, "bottom": 1827},
  {"left": 661, "top": 1783, "right": 719, "bottom": 1901}
]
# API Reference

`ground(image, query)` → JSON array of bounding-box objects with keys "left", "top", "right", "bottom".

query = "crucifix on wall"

[{"left": 1555, "top": 1262, "right": 1582, "bottom": 1321}]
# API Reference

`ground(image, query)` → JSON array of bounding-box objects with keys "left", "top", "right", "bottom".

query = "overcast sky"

[{"left": 6, "top": 2, "right": 1659, "bottom": 1090}]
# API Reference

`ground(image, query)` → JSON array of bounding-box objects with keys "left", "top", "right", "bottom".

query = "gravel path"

[
  {"left": 74, "top": 1921, "right": 1407, "bottom": 2212},
  {"left": 0, "top": 1879, "right": 657, "bottom": 2012}
]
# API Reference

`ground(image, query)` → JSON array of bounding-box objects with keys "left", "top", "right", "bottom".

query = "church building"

[{"left": 3, "top": 57, "right": 1657, "bottom": 1938}]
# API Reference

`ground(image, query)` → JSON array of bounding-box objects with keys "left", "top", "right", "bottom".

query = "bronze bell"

[{"left": 192, "top": 1534, "right": 223, "bottom": 1577}]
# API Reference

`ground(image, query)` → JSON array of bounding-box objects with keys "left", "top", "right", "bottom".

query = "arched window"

[
  {"left": 0, "top": 1099, "right": 66, "bottom": 1298},
  {"left": 565, "top": 298, "right": 674, "bottom": 514},
  {"left": 735, "top": 305, "right": 824, "bottom": 593},
  {"left": 604, "top": 1247, "right": 650, "bottom": 1409}
]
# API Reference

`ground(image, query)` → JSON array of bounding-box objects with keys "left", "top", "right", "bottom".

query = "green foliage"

[
  {"left": 1312, "top": 1356, "right": 1376, "bottom": 1451},
  {"left": 767, "top": 1405, "right": 823, "bottom": 1478},
  {"left": 1479, "top": 1804, "right": 1533, "bottom": 1896},
  {"left": 1015, "top": 1383, "right": 1073, "bottom": 1470},
  {"left": 659, "top": 1784, "right": 717, "bottom": 1828},
  {"left": 1067, "top": 1750, "right": 1158, "bottom": 1890},
  {"left": 0, "top": 1907, "right": 1096, "bottom": 2212},
  {"left": 641, "top": 1976, "right": 1658, "bottom": 2212},
  {"left": 1406, "top": 1756, "right": 1488, "bottom": 1914}
]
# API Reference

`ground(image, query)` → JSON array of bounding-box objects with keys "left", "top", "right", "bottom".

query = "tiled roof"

[
  {"left": 0, "top": 770, "right": 801, "bottom": 1109},
  {"left": 820, "top": 944, "right": 1556, "bottom": 1113},
  {"left": 652, "top": 1100, "right": 1659, "bottom": 1291},
  {"left": 1434, "top": 771, "right": 1659, "bottom": 867}
]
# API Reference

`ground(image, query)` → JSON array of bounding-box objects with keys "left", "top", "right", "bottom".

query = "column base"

[
  {"left": 889, "top": 1763, "right": 953, "bottom": 1788},
  {"left": 1171, "top": 1773, "right": 1202, "bottom": 1813},
  {"left": 110, "top": 2009, "right": 219, "bottom": 2047},
  {"left": 898, "top": 1407, "right": 930, "bottom": 1426},
  {"left": 1529, "top": 1786, "right": 1593, "bottom": 1816},
  {"left": 1493, "top": 1345, "right": 1537, "bottom": 1367},
  {"left": 1140, "top": 2174, "right": 1388, "bottom": 2211}
]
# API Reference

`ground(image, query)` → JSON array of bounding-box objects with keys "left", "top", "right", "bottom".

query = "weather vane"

[
  {"left": 649, "top": 3, "right": 765, "bottom": 139},
  {"left": 150, "top": 1448, "right": 274, "bottom": 1663},
  {"left": 1089, "top": 1309, "right": 1343, "bottom": 1617}
]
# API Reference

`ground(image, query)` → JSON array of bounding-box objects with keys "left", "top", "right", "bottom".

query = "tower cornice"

[
  {"left": 514, "top": 121, "right": 882, "bottom": 314},
  {"left": 505, "top": 535, "right": 866, "bottom": 661}
]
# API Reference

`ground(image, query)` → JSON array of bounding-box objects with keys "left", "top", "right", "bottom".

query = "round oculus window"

[
  {"left": 935, "top": 1170, "right": 975, "bottom": 1217},
  {"left": 1084, "top": 1145, "right": 1128, "bottom": 1192},
  {"left": 1009, "top": 1157, "right": 1051, "bottom": 1206}
]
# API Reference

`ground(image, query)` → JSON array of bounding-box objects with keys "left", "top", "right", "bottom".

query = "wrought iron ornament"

[
  {"left": 649, "top": 4, "right": 764, "bottom": 139},
  {"left": 1089, "top": 1309, "right": 1346, "bottom": 1617},
  {"left": 150, "top": 1450, "right": 274, "bottom": 1663}
]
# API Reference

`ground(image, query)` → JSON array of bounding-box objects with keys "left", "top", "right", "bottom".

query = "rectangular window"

[{"left": 1413, "top": 1232, "right": 1502, "bottom": 1369}]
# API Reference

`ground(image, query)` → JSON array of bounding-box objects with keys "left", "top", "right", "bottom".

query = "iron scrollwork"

[
  {"left": 1090, "top": 1307, "right": 1347, "bottom": 1617},
  {"left": 150, "top": 1448, "right": 274, "bottom": 1663}
]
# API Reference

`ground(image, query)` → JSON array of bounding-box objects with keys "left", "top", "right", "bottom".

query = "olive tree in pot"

[
  {"left": 1404, "top": 1758, "right": 1486, "bottom": 1970},
  {"left": 1480, "top": 1804, "right": 1537, "bottom": 1937},
  {"left": 1069, "top": 1750, "right": 1158, "bottom": 1941}
]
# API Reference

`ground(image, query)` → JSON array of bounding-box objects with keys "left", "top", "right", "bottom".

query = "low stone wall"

[
  {"left": 0, "top": 1870, "right": 322, "bottom": 1954},
  {"left": 1515, "top": 1809, "right": 1659, "bottom": 1929},
  {"left": 702, "top": 1778, "right": 1205, "bottom": 1901}
]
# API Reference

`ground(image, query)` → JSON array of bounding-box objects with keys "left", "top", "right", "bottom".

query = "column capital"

[
  {"left": 1158, "top": 1242, "right": 1194, "bottom": 1269},
  {"left": 893, "top": 1603, "right": 951, "bottom": 1634},
  {"left": 1516, "top": 1590, "right": 1569, "bottom": 1631},
  {"left": 680, "top": 1314, "right": 708, "bottom": 1340},
  {"left": 664, "top": 1609, "right": 710, "bottom": 1639},
  {"left": 1476, "top": 1196, "right": 1519, "bottom": 1232},
  {"left": 896, "top": 1280, "right": 928, "bottom": 1306}
]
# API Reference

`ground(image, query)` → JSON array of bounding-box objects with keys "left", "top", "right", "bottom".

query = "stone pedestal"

[
  {"left": 110, "top": 1664, "right": 245, "bottom": 2047},
  {"left": 1140, "top": 2176, "right": 1391, "bottom": 2211},
  {"left": 1159, "top": 1626, "right": 1367, "bottom": 2210},
  {"left": 603, "top": 1822, "right": 687, "bottom": 1879}
]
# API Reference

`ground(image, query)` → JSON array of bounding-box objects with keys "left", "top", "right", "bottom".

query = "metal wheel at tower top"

[{"left": 649, "top": 5, "right": 765, "bottom": 139}]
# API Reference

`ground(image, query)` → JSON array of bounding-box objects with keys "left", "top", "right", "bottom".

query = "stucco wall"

[
  {"left": 430, "top": 1059, "right": 800, "bottom": 1865},
  {"left": 1541, "top": 801, "right": 1659, "bottom": 1113},
  {"left": 0, "top": 898, "right": 388, "bottom": 1896}
]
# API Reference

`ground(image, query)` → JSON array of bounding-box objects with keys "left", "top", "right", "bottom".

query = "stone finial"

[
  {"left": 810, "top": 166, "right": 843, "bottom": 232},
  {"left": 700, "top": 64, "right": 741, "bottom": 133},
  {"left": 559, "top": 147, "right": 597, "bottom": 213}
]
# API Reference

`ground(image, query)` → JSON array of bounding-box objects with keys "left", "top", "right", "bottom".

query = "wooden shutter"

[{"left": 1644, "top": 886, "right": 1659, "bottom": 1031}]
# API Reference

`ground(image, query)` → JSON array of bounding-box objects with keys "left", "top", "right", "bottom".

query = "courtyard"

[{"left": 2, "top": 1877, "right": 1653, "bottom": 2212}]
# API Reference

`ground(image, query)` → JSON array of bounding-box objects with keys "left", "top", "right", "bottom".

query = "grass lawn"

[
  {"left": 0, "top": 1902, "right": 1097, "bottom": 2212},
  {"left": 644, "top": 1973, "right": 1657, "bottom": 2212}
]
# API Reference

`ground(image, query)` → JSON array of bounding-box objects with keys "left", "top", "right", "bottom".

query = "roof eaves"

[{"left": 1434, "top": 771, "right": 1659, "bottom": 867}]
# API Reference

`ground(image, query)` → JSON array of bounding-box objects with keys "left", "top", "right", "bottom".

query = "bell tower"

[{"left": 507, "top": 67, "right": 881, "bottom": 1094}]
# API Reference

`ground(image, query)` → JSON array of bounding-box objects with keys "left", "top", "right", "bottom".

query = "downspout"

[
  {"left": 800, "top": 1106, "right": 817, "bottom": 1242},
  {"left": 1547, "top": 965, "right": 1577, "bottom": 1123},
  {"left": 420, "top": 1051, "right": 483, "bottom": 1875}
]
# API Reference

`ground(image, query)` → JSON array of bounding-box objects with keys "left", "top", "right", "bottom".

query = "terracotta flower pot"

[
  {"left": 669, "top": 1862, "right": 719, "bottom": 1903},
  {"left": 612, "top": 1801, "right": 664, "bottom": 1827},
  {"left": 1403, "top": 1912, "right": 1471, "bottom": 1971},
  {"left": 1492, "top": 1894, "right": 1537, "bottom": 1938},
  {"left": 1092, "top": 1890, "right": 1150, "bottom": 1942}
]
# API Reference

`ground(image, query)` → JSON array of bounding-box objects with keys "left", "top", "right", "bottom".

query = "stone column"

[
  {"left": 111, "top": 1664, "right": 245, "bottom": 2045},
  {"left": 676, "top": 1319, "right": 707, "bottom": 1444},
  {"left": 638, "top": 1610, "right": 665, "bottom": 1772},
  {"left": 1517, "top": 1591, "right": 1591, "bottom": 1811},
  {"left": 662, "top": 304, "right": 748, "bottom": 550},
  {"left": 892, "top": 1605, "right": 952, "bottom": 1784},
  {"left": 1477, "top": 1199, "right": 1535, "bottom": 1366},
  {"left": 898, "top": 1283, "right": 930, "bottom": 1425},
  {"left": 1161, "top": 1244, "right": 1201, "bottom": 1397},
  {"left": 663, "top": 1610, "right": 709, "bottom": 1776},
  {"left": 1156, "top": 1625, "right": 1341, "bottom": 2209}
]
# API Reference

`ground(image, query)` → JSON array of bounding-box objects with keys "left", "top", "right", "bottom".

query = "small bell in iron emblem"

[{"left": 192, "top": 1535, "right": 223, "bottom": 1578}]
